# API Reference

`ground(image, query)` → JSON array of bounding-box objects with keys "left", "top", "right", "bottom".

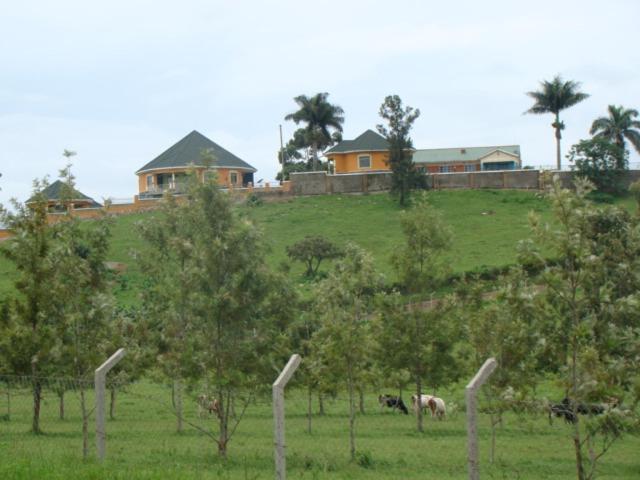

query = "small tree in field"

[
  {"left": 377, "top": 95, "right": 421, "bottom": 206},
  {"left": 523, "top": 176, "right": 640, "bottom": 480},
  {"left": 139, "top": 168, "right": 292, "bottom": 457},
  {"left": 286, "top": 235, "right": 343, "bottom": 277},
  {"left": 312, "top": 244, "right": 382, "bottom": 461},
  {"left": 0, "top": 180, "right": 58, "bottom": 434},
  {"left": 465, "top": 268, "right": 541, "bottom": 463},
  {"left": 52, "top": 164, "right": 114, "bottom": 458}
]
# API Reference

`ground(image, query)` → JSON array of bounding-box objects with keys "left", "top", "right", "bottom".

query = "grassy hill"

[{"left": 0, "top": 189, "right": 635, "bottom": 305}]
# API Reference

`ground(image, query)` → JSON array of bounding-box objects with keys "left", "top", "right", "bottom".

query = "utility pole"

[{"left": 279, "top": 124, "right": 285, "bottom": 184}]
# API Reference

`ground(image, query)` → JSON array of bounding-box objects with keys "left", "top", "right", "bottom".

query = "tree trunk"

[
  {"left": 80, "top": 388, "right": 89, "bottom": 459},
  {"left": 217, "top": 391, "right": 228, "bottom": 458},
  {"left": 32, "top": 379, "right": 42, "bottom": 434},
  {"left": 307, "top": 386, "right": 312, "bottom": 434},
  {"left": 312, "top": 142, "right": 319, "bottom": 172},
  {"left": 318, "top": 393, "right": 325, "bottom": 416},
  {"left": 358, "top": 387, "right": 365, "bottom": 415},
  {"left": 58, "top": 390, "right": 65, "bottom": 420},
  {"left": 110, "top": 387, "right": 117, "bottom": 420},
  {"left": 416, "top": 377, "right": 423, "bottom": 433},
  {"left": 173, "top": 379, "right": 183, "bottom": 433},
  {"left": 348, "top": 376, "right": 356, "bottom": 461},
  {"left": 555, "top": 112, "right": 562, "bottom": 171}
]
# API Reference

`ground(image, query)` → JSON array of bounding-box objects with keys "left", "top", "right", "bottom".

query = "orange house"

[
  {"left": 324, "top": 130, "right": 392, "bottom": 174},
  {"left": 136, "top": 130, "right": 256, "bottom": 198}
]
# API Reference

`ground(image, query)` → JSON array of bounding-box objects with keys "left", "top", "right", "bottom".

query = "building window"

[
  {"left": 464, "top": 164, "right": 476, "bottom": 172},
  {"left": 230, "top": 172, "right": 238, "bottom": 185},
  {"left": 439, "top": 165, "right": 453, "bottom": 173},
  {"left": 358, "top": 155, "right": 371, "bottom": 169},
  {"left": 146, "top": 175, "right": 153, "bottom": 189}
]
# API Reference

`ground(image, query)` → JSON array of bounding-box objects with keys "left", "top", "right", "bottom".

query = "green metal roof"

[
  {"left": 325, "top": 129, "right": 389, "bottom": 155},
  {"left": 136, "top": 130, "right": 257, "bottom": 174},
  {"left": 412, "top": 145, "right": 520, "bottom": 164},
  {"left": 28, "top": 180, "right": 101, "bottom": 207}
]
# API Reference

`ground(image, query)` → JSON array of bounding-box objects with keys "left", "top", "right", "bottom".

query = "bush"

[
  {"left": 570, "top": 137, "right": 628, "bottom": 194},
  {"left": 246, "top": 193, "right": 263, "bottom": 207}
]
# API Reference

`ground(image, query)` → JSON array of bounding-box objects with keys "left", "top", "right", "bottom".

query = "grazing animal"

[
  {"left": 427, "top": 396, "right": 446, "bottom": 420},
  {"left": 378, "top": 394, "right": 409, "bottom": 414},
  {"left": 197, "top": 394, "right": 220, "bottom": 418},
  {"left": 411, "top": 394, "right": 433, "bottom": 414},
  {"left": 549, "top": 397, "right": 608, "bottom": 425}
]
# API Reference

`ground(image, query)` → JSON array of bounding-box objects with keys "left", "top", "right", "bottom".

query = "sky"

[{"left": 1, "top": 0, "right": 639, "bottom": 205}]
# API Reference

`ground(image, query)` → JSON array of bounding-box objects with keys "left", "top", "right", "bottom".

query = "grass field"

[
  {"left": 1, "top": 381, "right": 639, "bottom": 479},
  {"left": 0, "top": 189, "right": 558, "bottom": 304}
]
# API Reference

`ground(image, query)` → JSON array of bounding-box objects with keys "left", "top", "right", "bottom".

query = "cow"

[
  {"left": 548, "top": 397, "right": 611, "bottom": 425},
  {"left": 378, "top": 394, "right": 409, "bottom": 414},
  {"left": 411, "top": 394, "right": 432, "bottom": 414},
  {"left": 428, "top": 396, "right": 446, "bottom": 420},
  {"left": 197, "top": 394, "right": 220, "bottom": 419}
]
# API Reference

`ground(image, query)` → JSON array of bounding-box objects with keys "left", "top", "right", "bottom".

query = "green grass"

[
  {"left": 1, "top": 381, "right": 638, "bottom": 479},
  {"left": 0, "top": 189, "right": 636, "bottom": 305}
]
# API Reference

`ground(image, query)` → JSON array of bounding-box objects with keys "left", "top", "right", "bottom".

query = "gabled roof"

[
  {"left": 325, "top": 129, "right": 390, "bottom": 155},
  {"left": 413, "top": 145, "right": 521, "bottom": 164},
  {"left": 136, "top": 130, "right": 257, "bottom": 174},
  {"left": 28, "top": 180, "right": 102, "bottom": 207}
]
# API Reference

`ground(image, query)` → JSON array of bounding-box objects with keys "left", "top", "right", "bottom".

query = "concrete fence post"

[
  {"left": 273, "top": 354, "right": 301, "bottom": 480},
  {"left": 466, "top": 357, "right": 497, "bottom": 480},
  {"left": 95, "top": 348, "right": 126, "bottom": 460}
]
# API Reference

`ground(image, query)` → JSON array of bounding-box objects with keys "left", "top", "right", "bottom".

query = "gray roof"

[
  {"left": 136, "top": 130, "right": 256, "bottom": 174},
  {"left": 325, "top": 129, "right": 389, "bottom": 155},
  {"left": 413, "top": 145, "right": 521, "bottom": 164},
  {"left": 28, "top": 180, "right": 101, "bottom": 207}
]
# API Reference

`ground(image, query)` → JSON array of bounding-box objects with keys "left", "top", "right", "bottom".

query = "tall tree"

[
  {"left": 139, "top": 168, "right": 292, "bottom": 457},
  {"left": 312, "top": 244, "right": 382, "bottom": 460},
  {"left": 0, "top": 180, "right": 58, "bottom": 434},
  {"left": 520, "top": 176, "right": 640, "bottom": 480},
  {"left": 590, "top": 105, "right": 640, "bottom": 155},
  {"left": 377, "top": 95, "right": 421, "bottom": 206},
  {"left": 284, "top": 93, "right": 345, "bottom": 171},
  {"left": 526, "top": 75, "right": 589, "bottom": 170}
]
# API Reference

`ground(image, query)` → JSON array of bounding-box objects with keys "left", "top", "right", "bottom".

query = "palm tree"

[
  {"left": 526, "top": 75, "right": 589, "bottom": 170},
  {"left": 590, "top": 105, "right": 640, "bottom": 155},
  {"left": 285, "top": 93, "right": 345, "bottom": 171}
]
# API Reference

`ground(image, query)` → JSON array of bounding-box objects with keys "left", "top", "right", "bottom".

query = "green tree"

[
  {"left": 521, "top": 176, "right": 640, "bottom": 480},
  {"left": 376, "top": 95, "right": 421, "bottom": 206},
  {"left": 569, "top": 137, "right": 628, "bottom": 194},
  {"left": 312, "top": 244, "right": 382, "bottom": 460},
  {"left": 465, "top": 269, "right": 541, "bottom": 463},
  {"left": 391, "top": 193, "right": 452, "bottom": 292},
  {"left": 285, "top": 93, "right": 345, "bottom": 171},
  {"left": 139, "top": 169, "right": 292, "bottom": 457},
  {"left": 0, "top": 180, "right": 58, "bottom": 434},
  {"left": 52, "top": 164, "right": 114, "bottom": 458},
  {"left": 590, "top": 105, "right": 640, "bottom": 155},
  {"left": 526, "top": 75, "right": 589, "bottom": 170},
  {"left": 376, "top": 196, "right": 457, "bottom": 432},
  {"left": 286, "top": 235, "right": 343, "bottom": 277}
]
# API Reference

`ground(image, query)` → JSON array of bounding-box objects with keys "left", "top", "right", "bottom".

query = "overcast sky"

[{"left": 1, "top": 0, "right": 638, "bottom": 205}]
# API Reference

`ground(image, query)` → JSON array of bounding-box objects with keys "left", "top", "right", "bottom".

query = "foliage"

[
  {"left": 137, "top": 169, "right": 295, "bottom": 457},
  {"left": 590, "top": 105, "right": 640, "bottom": 155},
  {"left": 570, "top": 137, "right": 628, "bottom": 194},
  {"left": 520, "top": 176, "right": 640, "bottom": 479},
  {"left": 526, "top": 75, "right": 589, "bottom": 170},
  {"left": 312, "top": 244, "right": 383, "bottom": 460},
  {"left": 284, "top": 93, "right": 345, "bottom": 171},
  {"left": 391, "top": 193, "right": 452, "bottom": 293},
  {"left": 286, "top": 235, "right": 343, "bottom": 277},
  {"left": 377, "top": 95, "right": 421, "bottom": 206}
]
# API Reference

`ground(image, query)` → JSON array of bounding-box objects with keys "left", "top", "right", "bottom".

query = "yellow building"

[
  {"left": 325, "top": 130, "right": 391, "bottom": 174},
  {"left": 136, "top": 130, "right": 256, "bottom": 197}
]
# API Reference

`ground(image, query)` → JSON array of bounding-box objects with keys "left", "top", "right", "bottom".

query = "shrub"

[{"left": 570, "top": 137, "right": 628, "bottom": 194}]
